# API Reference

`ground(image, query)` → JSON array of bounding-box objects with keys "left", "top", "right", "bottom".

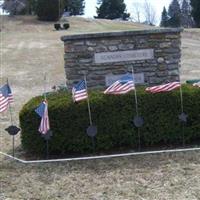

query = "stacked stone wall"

[{"left": 61, "top": 29, "right": 182, "bottom": 89}]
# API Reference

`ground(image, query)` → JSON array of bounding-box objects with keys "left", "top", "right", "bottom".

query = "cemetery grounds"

[{"left": 1, "top": 16, "right": 200, "bottom": 199}]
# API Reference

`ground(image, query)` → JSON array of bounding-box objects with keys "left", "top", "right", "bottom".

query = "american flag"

[
  {"left": 104, "top": 74, "right": 135, "bottom": 95},
  {"left": 0, "top": 83, "right": 14, "bottom": 113},
  {"left": 35, "top": 101, "right": 50, "bottom": 134},
  {"left": 146, "top": 81, "right": 181, "bottom": 93},
  {"left": 72, "top": 80, "right": 88, "bottom": 102},
  {"left": 193, "top": 81, "right": 200, "bottom": 87}
]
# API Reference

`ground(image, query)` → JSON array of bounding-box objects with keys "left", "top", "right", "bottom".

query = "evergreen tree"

[
  {"left": 191, "top": 0, "right": 200, "bottom": 27},
  {"left": 36, "top": 0, "right": 62, "bottom": 21},
  {"left": 181, "top": 0, "right": 194, "bottom": 27},
  {"left": 168, "top": 0, "right": 181, "bottom": 17},
  {"left": 168, "top": 0, "right": 181, "bottom": 27},
  {"left": 160, "top": 7, "right": 169, "bottom": 27},
  {"left": 96, "top": 0, "right": 130, "bottom": 20},
  {"left": 97, "top": 0, "right": 102, "bottom": 5},
  {"left": 26, "top": 0, "right": 38, "bottom": 15},
  {"left": 64, "top": 0, "right": 85, "bottom": 15},
  {"left": 2, "top": 0, "right": 27, "bottom": 15}
]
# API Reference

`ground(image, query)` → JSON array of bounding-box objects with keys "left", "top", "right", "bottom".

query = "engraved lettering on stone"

[{"left": 95, "top": 49, "right": 154, "bottom": 64}]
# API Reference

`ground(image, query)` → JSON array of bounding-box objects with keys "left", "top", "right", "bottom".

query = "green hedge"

[{"left": 19, "top": 85, "right": 200, "bottom": 156}]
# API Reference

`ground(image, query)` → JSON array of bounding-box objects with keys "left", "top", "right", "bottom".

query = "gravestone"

[{"left": 61, "top": 28, "right": 182, "bottom": 89}]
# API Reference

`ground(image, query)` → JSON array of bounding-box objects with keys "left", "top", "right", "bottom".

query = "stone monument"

[{"left": 61, "top": 28, "right": 182, "bottom": 89}]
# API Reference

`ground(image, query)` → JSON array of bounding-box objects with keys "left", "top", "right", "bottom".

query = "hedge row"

[{"left": 19, "top": 85, "right": 200, "bottom": 156}]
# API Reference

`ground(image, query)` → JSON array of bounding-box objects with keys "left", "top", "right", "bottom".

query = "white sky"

[
  {"left": 0, "top": 0, "right": 172, "bottom": 23},
  {"left": 0, "top": 0, "right": 4, "bottom": 15},
  {"left": 84, "top": 0, "right": 172, "bottom": 24}
]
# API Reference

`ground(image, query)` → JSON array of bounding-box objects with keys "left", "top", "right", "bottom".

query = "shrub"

[
  {"left": 63, "top": 23, "right": 70, "bottom": 30},
  {"left": 54, "top": 23, "right": 61, "bottom": 30},
  {"left": 19, "top": 85, "right": 200, "bottom": 156}
]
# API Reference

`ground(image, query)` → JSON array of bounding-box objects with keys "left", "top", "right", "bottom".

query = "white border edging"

[{"left": 1, "top": 147, "right": 200, "bottom": 164}]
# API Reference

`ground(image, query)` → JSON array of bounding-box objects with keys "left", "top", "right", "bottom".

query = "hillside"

[
  {"left": 1, "top": 16, "right": 200, "bottom": 200},
  {"left": 0, "top": 15, "right": 152, "bottom": 33}
]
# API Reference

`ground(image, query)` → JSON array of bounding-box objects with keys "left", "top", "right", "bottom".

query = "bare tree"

[
  {"left": 143, "top": 0, "right": 156, "bottom": 25},
  {"left": 2, "top": 0, "right": 26, "bottom": 15},
  {"left": 131, "top": 2, "right": 143, "bottom": 23},
  {"left": 131, "top": 0, "right": 156, "bottom": 25}
]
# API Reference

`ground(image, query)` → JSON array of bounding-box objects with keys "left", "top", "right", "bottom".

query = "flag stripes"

[
  {"left": 0, "top": 84, "right": 14, "bottom": 113},
  {"left": 35, "top": 101, "right": 50, "bottom": 134},
  {"left": 72, "top": 89, "right": 88, "bottom": 102},
  {"left": 193, "top": 82, "right": 200, "bottom": 87},
  {"left": 104, "top": 74, "right": 135, "bottom": 95},
  {"left": 72, "top": 80, "right": 88, "bottom": 102},
  {"left": 104, "top": 81, "right": 135, "bottom": 94},
  {"left": 146, "top": 82, "right": 181, "bottom": 93},
  {"left": 39, "top": 104, "right": 50, "bottom": 134}
]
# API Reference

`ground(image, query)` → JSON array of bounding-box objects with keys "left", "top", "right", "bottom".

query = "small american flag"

[
  {"left": 146, "top": 82, "right": 181, "bottom": 93},
  {"left": 193, "top": 81, "right": 200, "bottom": 87},
  {"left": 35, "top": 101, "right": 50, "bottom": 134},
  {"left": 104, "top": 74, "right": 135, "bottom": 95},
  {"left": 72, "top": 80, "right": 88, "bottom": 102},
  {"left": 0, "top": 84, "right": 14, "bottom": 113}
]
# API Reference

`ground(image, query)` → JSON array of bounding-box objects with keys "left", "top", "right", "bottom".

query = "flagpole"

[
  {"left": 84, "top": 75, "right": 93, "bottom": 126},
  {"left": 43, "top": 73, "right": 49, "bottom": 159},
  {"left": 84, "top": 75, "right": 96, "bottom": 152},
  {"left": 180, "top": 84, "right": 185, "bottom": 146},
  {"left": 6, "top": 79, "right": 14, "bottom": 124},
  {"left": 0, "top": 14, "right": 3, "bottom": 159},
  {"left": 131, "top": 67, "right": 141, "bottom": 151},
  {"left": 179, "top": 84, "right": 184, "bottom": 114},
  {"left": 132, "top": 68, "right": 139, "bottom": 116},
  {"left": 0, "top": 14, "right": 3, "bottom": 87},
  {"left": 6, "top": 78, "right": 15, "bottom": 157},
  {"left": 178, "top": 67, "right": 186, "bottom": 146},
  {"left": 46, "top": 138, "right": 49, "bottom": 159},
  {"left": 44, "top": 73, "right": 47, "bottom": 101},
  {"left": 178, "top": 67, "right": 184, "bottom": 114}
]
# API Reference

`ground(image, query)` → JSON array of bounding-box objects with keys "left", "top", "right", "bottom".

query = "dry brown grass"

[
  {"left": 1, "top": 16, "right": 200, "bottom": 200},
  {"left": 1, "top": 152, "right": 200, "bottom": 200},
  {"left": 181, "top": 30, "right": 200, "bottom": 82}
]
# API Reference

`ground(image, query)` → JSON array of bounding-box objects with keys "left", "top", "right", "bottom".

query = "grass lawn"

[{"left": 1, "top": 16, "right": 200, "bottom": 199}]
